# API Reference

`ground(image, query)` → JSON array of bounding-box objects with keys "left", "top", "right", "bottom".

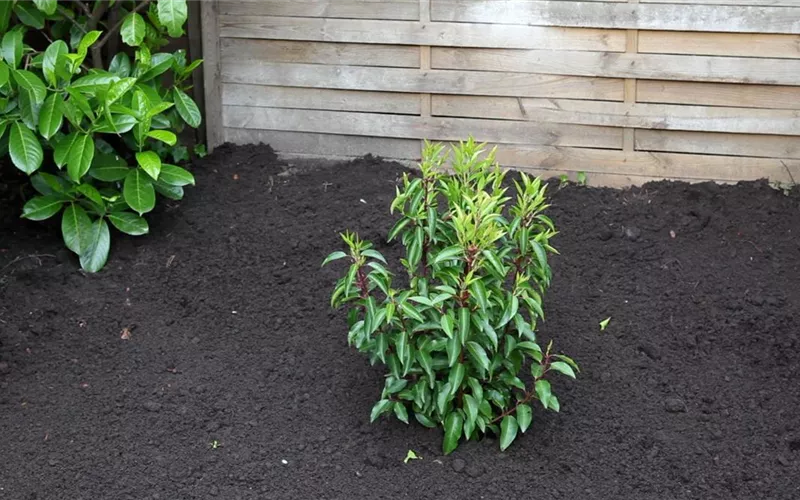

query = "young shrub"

[
  {"left": 1, "top": 0, "right": 201, "bottom": 272},
  {"left": 324, "top": 139, "right": 578, "bottom": 453}
]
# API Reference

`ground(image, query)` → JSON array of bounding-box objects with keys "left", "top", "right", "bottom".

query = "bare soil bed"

[{"left": 1, "top": 144, "right": 799, "bottom": 500}]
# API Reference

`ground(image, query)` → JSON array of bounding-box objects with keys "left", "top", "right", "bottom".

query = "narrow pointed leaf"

[
  {"left": 173, "top": 87, "right": 201, "bottom": 127},
  {"left": 517, "top": 404, "right": 532, "bottom": 433},
  {"left": 370, "top": 399, "right": 392, "bottom": 423},
  {"left": 443, "top": 412, "right": 463, "bottom": 455},
  {"left": 67, "top": 134, "right": 94, "bottom": 182},
  {"left": 549, "top": 361, "right": 577, "bottom": 379},
  {"left": 38, "top": 92, "right": 64, "bottom": 140},
  {"left": 466, "top": 341, "right": 490, "bottom": 373},
  {"left": 499, "top": 415, "right": 519, "bottom": 451}
]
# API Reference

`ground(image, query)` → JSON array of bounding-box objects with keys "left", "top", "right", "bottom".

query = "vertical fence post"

[
  {"left": 201, "top": 0, "right": 223, "bottom": 151},
  {"left": 419, "top": 0, "right": 432, "bottom": 159},
  {"left": 623, "top": 0, "right": 639, "bottom": 153}
]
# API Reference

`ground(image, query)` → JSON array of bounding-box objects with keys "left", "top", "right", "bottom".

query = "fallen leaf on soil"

[{"left": 120, "top": 328, "right": 131, "bottom": 340}]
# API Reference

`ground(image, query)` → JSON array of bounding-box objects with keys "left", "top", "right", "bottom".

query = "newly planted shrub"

[
  {"left": 1, "top": 0, "right": 201, "bottom": 271},
  {"left": 324, "top": 139, "right": 578, "bottom": 453}
]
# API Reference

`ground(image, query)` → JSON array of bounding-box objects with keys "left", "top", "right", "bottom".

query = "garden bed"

[{"left": 1, "top": 144, "right": 799, "bottom": 499}]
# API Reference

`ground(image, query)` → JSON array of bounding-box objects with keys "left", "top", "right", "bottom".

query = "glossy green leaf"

[
  {"left": 22, "top": 195, "right": 64, "bottom": 220},
  {"left": 13, "top": 70, "right": 47, "bottom": 103},
  {"left": 0, "top": 2, "right": 12, "bottom": 34},
  {"left": 121, "top": 13, "right": 146, "bottom": 46},
  {"left": 18, "top": 88, "right": 42, "bottom": 129},
  {"left": 79, "top": 218, "right": 111, "bottom": 273},
  {"left": 32, "top": 0, "right": 57, "bottom": 16},
  {"left": 414, "top": 412, "right": 437, "bottom": 428},
  {"left": 146, "top": 129, "right": 177, "bottom": 146},
  {"left": 442, "top": 412, "right": 463, "bottom": 455},
  {"left": 393, "top": 402, "right": 409, "bottom": 424},
  {"left": 93, "top": 114, "right": 138, "bottom": 134},
  {"left": 89, "top": 151, "right": 128, "bottom": 181},
  {"left": 369, "top": 399, "right": 392, "bottom": 423},
  {"left": 440, "top": 311, "right": 454, "bottom": 339},
  {"left": 38, "top": 92, "right": 64, "bottom": 140},
  {"left": 136, "top": 151, "right": 161, "bottom": 180},
  {"left": 432, "top": 245, "right": 462, "bottom": 266},
  {"left": 76, "top": 184, "right": 104, "bottom": 208},
  {"left": 535, "top": 380, "right": 552, "bottom": 410},
  {"left": 157, "top": 0, "right": 188, "bottom": 37},
  {"left": 138, "top": 53, "right": 173, "bottom": 82},
  {"left": 517, "top": 404, "right": 532, "bottom": 433},
  {"left": 9, "top": 122, "right": 43, "bottom": 174},
  {"left": 42, "top": 40, "right": 68, "bottom": 86},
  {"left": 53, "top": 131, "right": 78, "bottom": 169},
  {"left": 173, "top": 87, "right": 201, "bottom": 127},
  {"left": 446, "top": 335, "right": 460, "bottom": 367},
  {"left": 14, "top": 2, "right": 45, "bottom": 29},
  {"left": 549, "top": 361, "right": 576, "bottom": 379},
  {"left": 109, "top": 53, "right": 132, "bottom": 77},
  {"left": 458, "top": 307, "right": 470, "bottom": 346},
  {"left": 106, "top": 77, "right": 138, "bottom": 106},
  {"left": 61, "top": 203, "right": 93, "bottom": 255},
  {"left": 499, "top": 415, "right": 518, "bottom": 451},
  {"left": 321, "top": 251, "right": 347, "bottom": 267},
  {"left": 123, "top": 169, "right": 156, "bottom": 215},
  {"left": 448, "top": 363, "right": 465, "bottom": 396},
  {"left": 466, "top": 341, "right": 490, "bottom": 373},
  {"left": 67, "top": 134, "right": 95, "bottom": 182},
  {"left": 30, "top": 172, "right": 68, "bottom": 195},
  {"left": 2, "top": 29, "right": 23, "bottom": 68}
]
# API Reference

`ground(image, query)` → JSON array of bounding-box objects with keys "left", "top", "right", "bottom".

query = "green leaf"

[
  {"left": 393, "top": 402, "right": 409, "bottom": 424},
  {"left": 2, "top": 29, "right": 23, "bottom": 68},
  {"left": 157, "top": 0, "right": 188, "bottom": 37},
  {"left": 0, "top": 2, "right": 12, "bottom": 34},
  {"left": 553, "top": 354, "right": 580, "bottom": 373},
  {"left": 399, "top": 301, "right": 424, "bottom": 322},
  {"left": 415, "top": 350, "right": 434, "bottom": 385},
  {"left": 466, "top": 341, "right": 490, "bottom": 373},
  {"left": 61, "top": 203, "right": 93, "bottom": 255},
  {"left": 121, "top": 13, "right": 146, "bottom": 46},
  {"left": 139, "top": 53, "right": 173, "bottom": 82},
  {"left": 21, "top": 195, "right": 64, "bottom": 220},
  {"left": 76, "top": 184, "right": 104, "bottom": 208},
  {"left": 32, "top": 0, "right": 57, "bottom": 16},
  {"left": 14, "top": 2, "right": 45, "bottom": 29},
  {"left": 30, "top": 172, "right": 68, "bottom": 195},
  {"left": 548, "top": 395, "right": 560, "bottom": 413},
  {"left": 145, "top": 101, "right": 174, "bottom": 118},
  {"left": 443, "top": 412, "right": 463, "bottom": 455},
  {"left": 13, "top": 70, "right": 47, "bottom": 103},
  {"left": 321, "top": 251, "right": 347, "bottom": 267},
  {"left": 69, "top": 73, "right": 119, "bottom": 94},
  {"left": 53, "top": 131, "right": 78, "bottom": 169},
  {"left": 517, "top": 404, "right": 532, "bottom": 433},
  {"left": 18, "top": 88, "right": 42, "bottom": 129},
  {"left": 38, "top": 92, "right": 64, "bottom": 140},
  {"left": 43, "top": 40, "right": 68, "bottom": 86},
  {"left": 135, "top": 151, "right": 162, "bottom": 180},
  {"left": 470, "top": 279, "right": 488, "bottom": 312},
  {"left": 0, "top": 59, "right": 8, "bottom": 86},
  {"left": 440, "top": 311, "right": 454, "bottom": 339},
  {"left": 448, "top": 364, "right": 466, "bottom": 396},
  {"left": 154, "top": 176, "right": 184, "bottom": 200},
  {"left": 414, "top": 412, "right": 437, "bottom": 428},
  {"left": 599, "top": 316, "right": 611, "bottom": 331},
  {"left": 9, "top": 122, "right": 43, "bottom": 174},
  {"left": 432, "top": 245, "right": 462, "bottom": 266},
  {"left": 79, "top": 218, "right": 111, "bottom": 273},
  {"left": 362, "top": 249, "right": 387, "bottom": 264},
  {"left": 67, "top": 134, "right": 95, "bottom": 183},
  {"left": 499, "top": 415, "right": 519, "bottom": 451},
  {"left": 173, "top": 87, "right": 201, "bottom": 128},
  {"left": 106, "top": 77, "right": 138, "bottom": 106},
  {"left": 146, "top": 130, "right": 178, "bottom": 148},
  {"left": 89, "top": 151, "right": 128, "bottom": 181},
  {"left": 370, "top": 399, "right": 393, "bottom": 422},
  {"left": 549, "top": 361, "right": 576, "bottom": 379},
  {"left": 535, "top": 380, "right": 552, "bottom": 410},
  {"left": 123, "top": 169, "right": 156, "bottom": 215},
  {"left": 481, "top": 318, "right": 498, "bottom": 352},
  {"left": 446, "top": 335, "right": 460, "bottom": 368},
  {"left": 403, "top": 449, "right": 420, "bottom": 464},
  {"left": 458, "top": 307, "right": 470, "bottom": 346},
  {"left": 93, "top": 114, "right": 138, "bottom": 134},
  {"left": 109, "top": 53, "right": 132, "bottom": 77},
  {"left": 464, "top": 393, "right": 478, "bottom": 425}
]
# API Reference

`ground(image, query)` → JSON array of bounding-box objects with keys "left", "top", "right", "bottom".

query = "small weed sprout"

[{"left": 324, "top": 139, "right": 578, "bottom": 453}]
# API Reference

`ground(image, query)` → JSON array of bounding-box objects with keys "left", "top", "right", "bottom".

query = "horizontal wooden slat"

[
  {"left": 219, "top": 0, "right": 420, "bottom": 20},
  {"left": 222, "top": 84, "right": 422, "bottom": 115},
  {"left": 431, "top": 0, "right": 800, "bottom": 34},
  {"left": 224, "top": 129, "right": 422, "bottom": 160},
  {"left": 638, "top": 31, "right": 800, "bottom": 59},
  {"left": 638, "top": 80, "right": 800, "bottom": 110},
  {"left": 222, "top": 106, "right": 623, "bottom": 148},
  {"left": 218, "top": 15, "right": 627, "bottom": 51},
  {"left": 220, "top": 39, "right": 420, "bottom": 68},
  {"left": 431, "top": 47, "right": 800, "bottom": 85},
  {"left": 221, "top": 62, "right": 625, "bottom": 101},
  {"left": 431, "top": 95, "right": 800, "bottom": 135},
  {"left": 492, "top": 145, "right": 800, "bottom": 183},
  {"left": 641, "top": 0, "right": 800, "bottom": 6},
  {"left": 635, "top": 130, "right": 800, "bottom": 159}
]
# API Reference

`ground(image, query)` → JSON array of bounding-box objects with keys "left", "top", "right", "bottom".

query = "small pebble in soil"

[
  {"left": 598, "top": 229, "right": 613, "bottom": 241},
  {"left": 624, "top": 226, "right": 642, "bottom": 241},
  {"left": 665, "top": 397, "right": 687, "bottom": 413},
  {"left": 638, "top": 342, "right": 662, "bottom": 361},
  {"left": 777, "top": 456, "right": 790, "bottom": 467},
  {"left": 465, "top": 464, "right": 484, "bottom": 478},
  {"left": 452, "top": 458, "right": 466, "bottom": 472},
  {"left": 143, "top": 401, "right": 162, "bottom": 412},
  {"left": 281, "top": 459, "right": 288, "bottom": 465}
]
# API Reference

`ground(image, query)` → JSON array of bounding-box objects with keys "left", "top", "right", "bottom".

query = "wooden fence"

[{"left": 201, "top": 0, "right": 800, "bottom": 186}]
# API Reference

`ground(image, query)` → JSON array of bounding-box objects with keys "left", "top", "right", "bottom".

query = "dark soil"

[{"left": 2, "top": 144, "right": 799, "bottom": 500}]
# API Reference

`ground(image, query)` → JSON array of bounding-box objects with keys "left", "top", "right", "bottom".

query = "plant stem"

[{"left": 489, "top": 358, "right": 551, "bottom": 425}]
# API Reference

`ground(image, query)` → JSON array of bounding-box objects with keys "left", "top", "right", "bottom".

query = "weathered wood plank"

[
  {"left": 638, "top": 80, "right": 800, "bottom": 110},
  {"left": 219, "top": 0, "right": 420, "bottom": 20},
  {"left": 220, "top": 39, "right": 420, "bottom": 68},
  {"left": 635, "top": 130, "right": 800, "bottom": 159},
  {"left": 431, "top": 95, "right": 800, "bottom": 136},
  {"left": 222, "top": 84, "right": 422, "bottom": 115},
  {"left": 217, "top": 15, "right": 627, "bottom": 51},
  {"left": 638, "top": 31, "right": 800, "bottom": 59},
  {"left": 222, "top": 106, "right": 624, "bottom": 148},
  {"left": 641, "top": 0, "right": 800, "bottom": 6},
  {"left": 431, "top": 47, "right": 800, "bottom": 85},
  {"left": 224, "top": 129, "right": 422, "bottom": 160},
  {"left": 220, "top": 62, "right": 626, "bottom": 101},
  {"left": 430, "top": 0, "right": 800, "bottom": 34},
  {"left": 200, "top": 0, "right": 223, "bottom": 151},
  {"left": 491, "top": 145, "right": 800, "bottom": 183}
]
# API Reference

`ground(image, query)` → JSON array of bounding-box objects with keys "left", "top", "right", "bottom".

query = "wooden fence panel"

[{"left": 204, "top": 0, "right": 800, "bottom": 186}]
